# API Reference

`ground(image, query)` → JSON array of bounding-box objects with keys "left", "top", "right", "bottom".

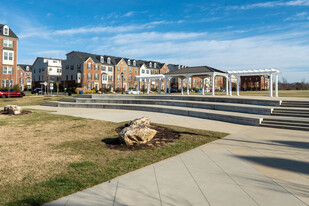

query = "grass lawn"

[
  {"left": 0, "top": 110, "right": 228, "bottom": 206},
  {"left": 0, "top": 95, "right": 64, "bottom": 108}
]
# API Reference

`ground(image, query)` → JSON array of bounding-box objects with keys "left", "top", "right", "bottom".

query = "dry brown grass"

[
  {"left": 0, "top": 95, "right": 63, "bottom": 108},
  {"left": 0, "top": 111, "right": 116, "bottom": 189}
]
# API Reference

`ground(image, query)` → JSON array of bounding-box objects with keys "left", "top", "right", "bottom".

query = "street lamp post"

[{"left": 121, "top": 72, "right": 124, "bottom": 94}]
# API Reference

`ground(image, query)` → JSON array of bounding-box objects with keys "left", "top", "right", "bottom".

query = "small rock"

[
  {"left": 128, "top": 117, "right": 151, "bottom": 127},
  {"left": 119, "top": 125, "right": 157, "bottom": 146},
  {"left": 4, "top": 105, "right": 22, "bottom": 115}
]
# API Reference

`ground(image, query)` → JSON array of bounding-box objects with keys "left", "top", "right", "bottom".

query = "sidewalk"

[{"left": 25, "top": 106, "right": 309, "bottom": 206}]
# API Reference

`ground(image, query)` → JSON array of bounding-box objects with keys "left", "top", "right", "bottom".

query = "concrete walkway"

[{"left": 25, "top": 106, "right": 309, "bottom": 206}]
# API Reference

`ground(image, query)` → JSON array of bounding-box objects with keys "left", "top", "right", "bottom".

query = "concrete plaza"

[{"left": 25, "top": 106, "right": 309, "bottom": 206}]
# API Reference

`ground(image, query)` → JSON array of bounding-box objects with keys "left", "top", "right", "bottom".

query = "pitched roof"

[
  {"left": 18, "top": 64, "right": 32, "bottom": 72},
  {"left": 0, "top": 24, "right": 18, "bottom": 39},
  {"left": 166, "top": 66, "right": 225, "bottom": 75}
]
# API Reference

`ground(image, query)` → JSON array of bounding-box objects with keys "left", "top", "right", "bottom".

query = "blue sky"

[{"left": 1, "top": 0, "right": 309, "bottom": 82}]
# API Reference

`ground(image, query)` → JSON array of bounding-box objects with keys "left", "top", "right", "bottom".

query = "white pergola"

[
  {"left": 227, "top": 69, "right": 280, "bottom": 97},
  {"left": 135, "top": 74, "right": 165, "bottom": 95}
]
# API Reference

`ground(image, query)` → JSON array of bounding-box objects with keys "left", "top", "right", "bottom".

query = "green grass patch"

[{"left": 0, "top": 110, "right": 227, "bottom": 206}]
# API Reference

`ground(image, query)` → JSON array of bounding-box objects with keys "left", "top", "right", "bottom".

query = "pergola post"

[
  {"left": 212, "top": 74, "right": 215, "bottom": 96},
  {"left": 137, "top": 78, "right": 140, "bottom": 94},
  {"left": 181, "top": 78, "right": 184, "bottom": 95},
  {"left": 236, "top": 76, "right": 240, "bottom": 96},
  {"left": 225, "top": 76, "right": 229, "bottom": 96},
  {"left": 186, "top": 76, "right": 190, "bottom": 95},
  {"left": 229, "top": 75, "right": 232, "bottom": 96},
  {"left": 158, "top": 78, "right": 161, "bottom": 94},
  {"left": 202, "top": 78, "right": 205, "bottom": 95},
  {"left": 269, "top": 74, "right": 273, "bottom": 97},
  {"left": 164, "top": 78, "right": 167, "bottom": 95},
  {"left": 168, "top": 78, "right": 171, "bottom": 94},
  {"left": 275, "top": 74, "right": 279, "bottom": 97},
  {"left": 147, "top": 79, "right": 150, "bottom": 95}
]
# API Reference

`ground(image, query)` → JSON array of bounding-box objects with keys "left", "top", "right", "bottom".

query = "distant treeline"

[{"left": 279, "top": 78, "right": 309, "bottom": 90}]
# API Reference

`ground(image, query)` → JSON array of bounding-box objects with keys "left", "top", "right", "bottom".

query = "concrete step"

[
  {"left": 273, "top": 108, "right": 309, "bottom": 114},
  {"left": 75, "top": 94, "right": 282, "bottom": 107},
  {"left": 271, "top": 112, "right": 309, "bottom": 118},
  {"left": 71, "top": 98, "right": 273, "bottom": 115},
  {"left": 41, "top": 101, "right": 263, "bottom": 126},
  {"left": 262, "top": 119, "right": 309, "bottom": 127},
  {"left": 260, "top": 123, "right": 309, "bottom": 131},
  {"left": 281, "top": 100, "right": 309, "bottom": 108}
]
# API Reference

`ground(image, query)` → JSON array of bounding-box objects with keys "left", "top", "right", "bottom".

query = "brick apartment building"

[
  {"left": 62, "top": 51, "right": 170, "bottom": 91},
  {"left": 0, "top": 24, "right": 18, "bottom": 88},
  {"left": 16, "top": 64, "right": 32, "bottom": 90},
  {"left": 32, "top": 57, "right": 62, "bottom": 90},
  {"left": 241, "top": 75, "right": 269, "bottom": 91}
]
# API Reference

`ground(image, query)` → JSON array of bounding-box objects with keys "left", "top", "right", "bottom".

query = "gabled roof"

[
  {"left": 166, "top": 66, "right": 225, "bottom": 76},
  {"left": 18, "top": 64, "right": 32, "bottom": 72},
  {"left": 66, "top": 51, "right": 167, "bottom": 69},
  {"left": 0, "top": 24, "right": 18, "bottom": 39}
]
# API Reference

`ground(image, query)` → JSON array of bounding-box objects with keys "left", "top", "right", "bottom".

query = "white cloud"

[
  {"left": 124, "top": 11, "right": 135, "bottom": 17},
  {"left": 229, "top": 0, "right": 309, "bottom": 10},
  {"left": 285, "top": 12, "right": 309, "bottom": 21}
]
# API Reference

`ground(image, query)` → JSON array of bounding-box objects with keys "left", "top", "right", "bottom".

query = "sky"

[{"left": 1, "top": 0, "right": 309, "bottom": 83}]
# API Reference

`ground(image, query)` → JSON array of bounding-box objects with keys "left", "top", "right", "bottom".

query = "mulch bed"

[
  {"left": 102, "top": 124, "right": 181, "bottom": 151},
  {"left": 0, "top": 110, "right": 32, "bottom": 116}
]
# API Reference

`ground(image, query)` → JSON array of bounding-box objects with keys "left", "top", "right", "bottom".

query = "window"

[
  {"left": 128, "top": 59, "right": 131, "bottom": 65},
  {"left": 53, "top": 60, "right": 58, "bottom": 63},
  {"left": 155, "top": 70, "right": 158, "bottom": 74},
  {"left": 20, "top": 72, "right": 24, "bottom": 76},
  {"left": 33, "top": 69, "right": 36, "bottom": 73},
  {"left": 3, "top": 52, "right": 8, "bottom": 60},
  {"left": 4, "top": 27, "right": 9, "bottom": 35},
  {"left": 77, "top": 64, "right": 81, "bottom": 69},
  {"left": 87, "top": 63, "right": 91, "bottom": 70},
  {"left": 149, "top": 62, "right": 152, "bottom": 67},
  {"left": 26, "top": 66, "right": 29, "bottom": 71},
  {"left": 154, "top": 63, "right": 157, "bottom": 68},
  {"left": 124, "top": 68, "right": 126, "bottom": 72},
  {"left": 94, "top": 74, "right": 99, "bottom": 80},
  {"left": 1, "top": 80, "right": 13, "bottom": 87},
  {"left": 27, "top": 78, "right": 31, "bottom": 83},
  {"left": 117, "top": 75, "right": 120, "bottom": 81},
  {"left": 102, "top": 74, "right": 108, "bottom": 81},
  {"left": 135, "top": 68, "right": 137, "bottom": 73},
  {"left": 146, "top": 70, "right": 150, "bottom": 74},
  {"left": 71, "top": 75, "right": 73, "bottom": 80},
  {"left": 26, "top": 73, "right": 30, "bottom": 76},
  {"left": 70, "top": 65, "right": 74, "bottom": 70},
  {"left": 66, "top": 75, "right": 68, "bottom": 80},
  {"left": 118, "top": 67, "right": 120, "bottom": 72},
  {"left": 133, "top": 60, "right": 136, "bottom": 66},
  {"left": 9, "top": 53, "right": 13, "bottom": 61},
  {"left": 57, "top": 69, "right": 61, "bottom": 73},
  {"left": 100, "top": 56, "right": 104, "bottom": 63},
  {"left": 49, "top": 68, "right": 52, "bottom": 72},
  {"left": 107, "top": 57, "right": 111, "bottom": 64},
  {"left": 129, "top": 75, "right": 132, "bottom": 81},
  {"left": 87, "top": 73, "right": 92, "bottom": 80},
  {"left": 66, "top": 65, "right": 69, "bottom": 69},
  {"left": 108, "top": 67, "right": 113, "bottom": 72},
  {"left": 124, "top": 76, "right": 126, "bottom": 81},
  {"left": 129, "top": 68, "right": 132, "bottom": 73},
  {"left": 3, "top": 67, "right": 13, "bottom": 74},
  {"left": 101, "top": 66, "right": 106, "bottom": 71},
  {"left": 108, "top": 76, "right": 112, "bottom": 81},
  {"left": 3, "top": 39, "right": 13, "bottom": 47},
  {"left": 142, "top": 69, "right": 145, "bottom": 74},
  {"left": 87, "top": 84, "right": 91, "bottom": 90},
  {"left": 151, "top": 70, "right": 153, "bottom": 74},
  {"left": 95, "top": 65, "right": 99, "bottom": 70}
]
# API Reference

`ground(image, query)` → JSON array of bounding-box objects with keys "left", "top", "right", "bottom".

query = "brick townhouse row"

[{"left": 61, "top": 51, "right": 170, "bottom": 91}]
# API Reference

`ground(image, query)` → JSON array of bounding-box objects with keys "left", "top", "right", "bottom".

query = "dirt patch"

[
  {"left": 43, "top": 98, "right": 52, "bottom": 100},
  {"left": 103, "top": 124, "right": 181, "bottom": 151},
  {"left": 0, "top": 110, "right": 32, "bottom": 116}
]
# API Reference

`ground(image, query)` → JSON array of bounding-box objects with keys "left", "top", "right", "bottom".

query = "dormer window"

[
  {"left": 178, "top": 65, "right": 181, "bottom": 69},
  {"left": 100, "top": 56, "right": 104, "bottom": 63},
  {"left": 3, "top": 25, "right": 9, "bottom": 36},
  {"left": 107, "top": 57, "right": 111, "bottom": 64},
  {"left": 128, "top": 59, "right": 131, "bottom": 65},
  {"left": 26, "top": 66, "right": 29, "bottom": 71},
  {"left": 133, "top": 60, "right": 136, "bottom": 66},
  {"left": 149, "top": 62, "right": 152, "bottom": 68},
  {"left": 154, "top": 63, "right": 157, "bottom": 68}
]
